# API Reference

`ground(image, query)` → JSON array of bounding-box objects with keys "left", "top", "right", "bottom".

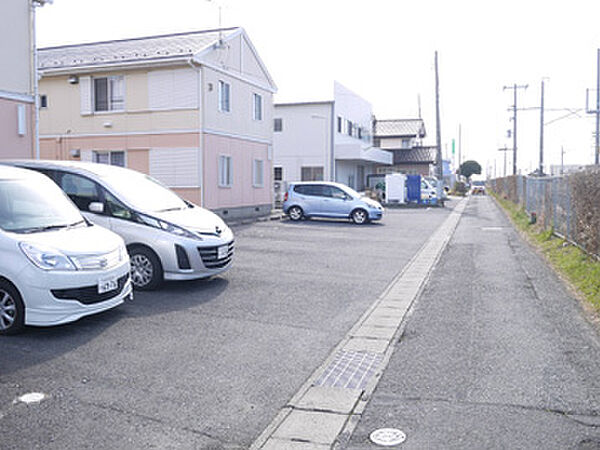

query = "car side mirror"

[{"left": 89, "top": 201, "right": 104, "bottom": 213}]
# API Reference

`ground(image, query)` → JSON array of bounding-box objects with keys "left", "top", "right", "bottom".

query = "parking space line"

[{"left": 250, "top": 199, "right": 468, "bottom": 449}]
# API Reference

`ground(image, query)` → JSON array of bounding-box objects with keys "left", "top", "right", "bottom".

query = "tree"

[{"left": 459, "top": 160, "right": 482, "bottom": 180}]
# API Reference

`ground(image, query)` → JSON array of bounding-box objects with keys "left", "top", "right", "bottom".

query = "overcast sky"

[{"left": 37, "top": 0, "right": 600, "bottom": 175}]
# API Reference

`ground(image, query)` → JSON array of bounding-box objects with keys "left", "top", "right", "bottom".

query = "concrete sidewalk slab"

[
  {"left": 270, "top": 410, "right": 349, "bottom": 444},
  {"left": 291, "top": 386, "right": 362, "bottom": 414}
]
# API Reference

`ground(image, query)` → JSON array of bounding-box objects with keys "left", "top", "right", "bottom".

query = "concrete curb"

[{"left": 250, "top": 198, "right": 469, "bottom": 449}]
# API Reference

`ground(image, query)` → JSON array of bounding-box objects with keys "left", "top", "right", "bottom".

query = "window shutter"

[
  {"left": 149, "top": 69, "right": 198, "bottom": 110},
  {"left": 80, "top": 76, "right": 92, "bottom": 115},
  {"left": 149, "top": 148, "right": 200, "bottom": 187},
  {"left": 171, "top": 69, "right": 198, "bottom": 109}
]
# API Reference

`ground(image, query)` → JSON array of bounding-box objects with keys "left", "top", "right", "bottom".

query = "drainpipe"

[
  {"left": 31, "top": 0, "right": 53, "bottom": 160},
  {"left": 32, "top": 1, "right": 40, "bottom": 159},
  {"left": 330, "top": 102, "right": 335, "bottom": 182},
  {"left": 188, "top": 58, "right": 204, "bottom": 207}
]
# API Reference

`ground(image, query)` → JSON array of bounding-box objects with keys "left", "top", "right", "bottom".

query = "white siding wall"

[
  {"left": 333, "top": 82, "right": 373, "bottom": 148},
  {"left": 272, "top": 103, "right": 333, "bottom": 183},
  {"left": 0, "top": 0, "right": 31, "bottom": 96},
  {"left": 202, "top": 66, "right": 273, "bottom": 143}
]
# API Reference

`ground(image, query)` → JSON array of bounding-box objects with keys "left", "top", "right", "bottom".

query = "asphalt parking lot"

[{"left": 0, "top": 204, "right": 454, "bottom": 450}]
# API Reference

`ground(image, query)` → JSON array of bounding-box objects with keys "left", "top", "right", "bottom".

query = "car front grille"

[
  {"left": 70, "top": 248, "right": 122, "bottom": 270},
  {"left": 197, "top": 240, "right": 234, "bottom": 269},
  {"left": 51, "top": 274, "right": 130, "bottom": 305}
]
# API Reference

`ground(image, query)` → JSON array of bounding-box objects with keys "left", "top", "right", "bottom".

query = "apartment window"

[
  {"left": 218, "top": 80, "right": 231, "bottom": 112},
  {"left": 337, "top": 116, "right": 342, "bottom": 133},
  {"left": 402, "top": 139, "right": 411, "bottom": 149},
  {"left": 93, "top": 76, "right": 124, "bottom": 112},
  {"left": 93, "top": 151, "right": 125, "bottom": 167},
  {"left": 253, "top": 159, "right": 264, "bottom": 187},
  {"left": 357, "top": 127, "right": 362, "bottom": 139},
  {"left": 301, "top": 166, "right": 324, "bottom": 181},
  {"left": 273, "top": 166, "right": 283, "bottom": 181},
  {"left": 218, "top": 155, "right": 233, "bottom": 187},
  {"left": 40, "top": 95, "right": 48, "bottom": 108},
  {"left": 274, "top": 118, "right": 283, "bottom": 132},
  {"left": 253, "top": 93, "right": 263, "bottom": 120},
  {"left": 347, "top": 120, "right": 353, "bottom": 136}
]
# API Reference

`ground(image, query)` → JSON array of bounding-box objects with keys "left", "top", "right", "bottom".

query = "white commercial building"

[{"left": 273, "top": 82, "right": 392, "bottom": 193}]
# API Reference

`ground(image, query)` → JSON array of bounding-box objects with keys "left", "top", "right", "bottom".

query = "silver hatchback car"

[
  {"left": 283, "top": 181, "right": 384, "bottom": 224},
  {"left": 4, "top": 161, "right": 234, "bottom": 290}
]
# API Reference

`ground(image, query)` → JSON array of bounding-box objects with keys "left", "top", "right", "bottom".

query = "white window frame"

[
  {"left": 218, "top": 80, "right": 231, "bottom": 113},
  {"left": 93, "top": 150, "right": 126, "bottom": 167},
  {"left": 93, "top": 75, "right": 125, "bottom": 112},
  {"left": 253, "top": 93, "right": 263, "bottom": 121},
  {"left": 253, "top": 159, "right": 264, "bottom": 187},
  {"left": 218, "top": 155, "right": 233, "bottom": 187}
]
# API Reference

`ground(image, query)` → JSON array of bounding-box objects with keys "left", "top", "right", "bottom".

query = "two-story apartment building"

[
  {"left": 373, "top": 118, "right": 436, "bottom": 176},
  {"left": 273, "top": 82, "right": 392, "bottom": 192},
  {"left": 38, "top": 27, "right": 277, "bottom": 220},
  {"left": 0, "top": 0, "right": 36, "bottom": 159}
]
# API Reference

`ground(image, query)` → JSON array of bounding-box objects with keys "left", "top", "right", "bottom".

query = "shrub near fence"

[{"left": 489, "top": 169, "right": 600, "bottom": 259}]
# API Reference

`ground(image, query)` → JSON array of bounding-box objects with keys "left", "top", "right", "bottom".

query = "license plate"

[
  {"left": 217, "top": 245, "right": 228, "bottom": 259},
  {"left": 98, "top": 276, "right": 119, "bottom": 294}
]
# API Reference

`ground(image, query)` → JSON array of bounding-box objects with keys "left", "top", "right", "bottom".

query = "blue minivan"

[{"left": 283, "top": 181, "right": 384, "bottom": 224}]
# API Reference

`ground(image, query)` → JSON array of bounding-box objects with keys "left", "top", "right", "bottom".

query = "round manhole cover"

[
  {"left": 16, "top": 392, "right": 47, "bottom": 404},
  {"left": 370, "top": 428, "right": 407, "bottom": 446}
]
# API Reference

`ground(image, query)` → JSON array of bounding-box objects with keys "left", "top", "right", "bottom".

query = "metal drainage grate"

[{"left": 314, "top": 350, "right": 383, "bottom": 390}]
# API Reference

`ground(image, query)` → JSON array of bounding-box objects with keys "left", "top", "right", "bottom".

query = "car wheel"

[
  {"left": 129, "top": 247, "right": 163, "bottom": 290},
  {"left": 288, "top": 206, "right": 304, "bottom": 221},
  {"left": 351, "top": 208, "right": 369, "bottom": 225},
  {"left": 0, "top": 281, "right": 25, "bottom": 335}
]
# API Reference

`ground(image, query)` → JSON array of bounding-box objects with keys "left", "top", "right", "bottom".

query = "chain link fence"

[{"left": 489, "top": 168, "right": 600, "bottom": 259}]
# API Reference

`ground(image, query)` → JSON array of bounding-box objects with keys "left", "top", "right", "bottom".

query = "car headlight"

[
  {"left": 19, "top": 242, "right": 78, "bottom": 271},
  {"left": 136, "top": 213, "right": 201, "bottom": 240}
]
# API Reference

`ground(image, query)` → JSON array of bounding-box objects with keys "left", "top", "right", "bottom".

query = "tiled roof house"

[{"left": 373, "top": 118, "right": 435, "bottom": 176}]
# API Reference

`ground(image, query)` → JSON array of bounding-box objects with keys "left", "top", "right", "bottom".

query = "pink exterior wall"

[
  {"left": 0, "top": 98, "right": 34, "bottom": 159},
  {"left": 40, "top": 132, "right": 200, "bottom": 160},
  {"left": 203, "top": 133, "right": 272, "bottom": 209}
]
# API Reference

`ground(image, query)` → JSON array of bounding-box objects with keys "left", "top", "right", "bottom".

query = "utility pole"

[
  {"left": 561, "top": 146, "right": 565, "bottom": 175},
  {"left": 458, "top": 124, "right": 462, "bottom": 178},
  {"left": 503, "top": 83, "right": 528, "bottom": 175},
  {"left": 596, "top": 49, "right": 600, "bottom": 165},
  {"left": 498, "top": 147, "right": 511, "bottom": 177},
  {"left": 585, "top": 49, "right": 600, "bottom": 165},
  {"left": 434, "top": 51, "right": 443, "bottom": 200},
  {"left": 539, "top": 79, "right": 546, "bottom": 176}
]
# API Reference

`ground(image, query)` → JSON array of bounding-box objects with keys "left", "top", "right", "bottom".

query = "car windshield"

[
  {"left": 0, "top": 176, "right": 84, "bottom": 233},
  {"left": 104, "top": 172, "right": 188, "bottom": 212}
]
